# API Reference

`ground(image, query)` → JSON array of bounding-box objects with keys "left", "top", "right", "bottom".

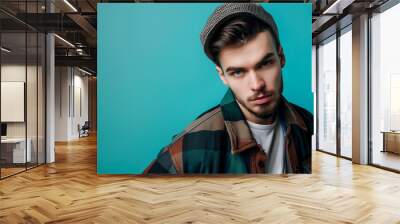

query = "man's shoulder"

[
  {"left": 289, "top": 103, "right": 313, "bottom": 119},
  {"left": 286, "top": 102, "right": 314, "bottom": 133},
  {"left": 170, "top": 105, "right": 226, "bottom": 143},
  {"left": 160, "top": 105, "right": 227, "bottom": 173},
  {"left": 145, "top": 105, "right": 228, "bottom": 174}
]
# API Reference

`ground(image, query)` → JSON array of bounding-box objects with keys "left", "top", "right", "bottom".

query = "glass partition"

[
  {"left": 0, "top": 1, "right": 46, "bottom": 179},
  {"left": 1, "top": 31, "right": 28, "bottom": 177},
  {"left": 27, "top": 30, "right": 38, "bottom": 169},
  {"left": 38, "top": 32, "right": 45, "bottom": 165}
]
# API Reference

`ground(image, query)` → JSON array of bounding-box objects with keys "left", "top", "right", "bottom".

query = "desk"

[
  {"left": 1, "top": 138, "right": 31, "bottom": 163},
  {"left": 382, "top": 131, "right": 400, "bottom": 154}
]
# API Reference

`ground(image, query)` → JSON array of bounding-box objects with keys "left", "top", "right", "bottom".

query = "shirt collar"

[{"left": 219, "top": 89, "right": 309, "bottom": 154}]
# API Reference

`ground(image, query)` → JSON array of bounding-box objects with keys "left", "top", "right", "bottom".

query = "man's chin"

[
  {"left": 253, "top": 110, "right": 275, "bottom": 120},
  {"left": 250, "top": 103, "right": 278, "bottom": 118}
]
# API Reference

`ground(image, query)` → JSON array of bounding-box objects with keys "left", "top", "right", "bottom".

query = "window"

[
  {"left": 339, "top": 27, "right": 352, "bottom": 158},
  {"left": 370, "top": 2, "right": 400, "bottom": 171},
  {"left": 317, "top": 35, "right": 337, "bottom": 154}
]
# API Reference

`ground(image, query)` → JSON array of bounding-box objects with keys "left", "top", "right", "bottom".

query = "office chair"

[{"left": 79, "top": 121, "right": 90, "bottom": 138}]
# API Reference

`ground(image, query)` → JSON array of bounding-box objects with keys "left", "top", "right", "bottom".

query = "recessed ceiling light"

[
  {"left": 1, "top": 47, "right": 11, "bottom": 53},
  {"left": 54, "top": 34, "right": 75, "bottom": 48},
  {"left": 78, "top": 67, "right": 93, "bottom": 76},
  {"left": 323, "top": 0, "right": 344, "bottom": 15},
  {"left": 63, "top": 0, "right": 78, "bottom": 12}
]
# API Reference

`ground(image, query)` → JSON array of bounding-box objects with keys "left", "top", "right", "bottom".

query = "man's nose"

[{"left": 249, "top": 71, "right": 265, "bottom": 92}]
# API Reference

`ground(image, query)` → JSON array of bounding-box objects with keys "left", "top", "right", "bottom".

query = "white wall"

[
  {"left": 55, "top": 66, "right": 70, "bottom": 141},
  {"left": 55, "top": 66, "right": 89, "bottom": 141}
]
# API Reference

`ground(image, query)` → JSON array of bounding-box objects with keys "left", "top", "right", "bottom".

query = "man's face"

[{"left": 216, "top": 31, "right": 284, "bottom": 124}]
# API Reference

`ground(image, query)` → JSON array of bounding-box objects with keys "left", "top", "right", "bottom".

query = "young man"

[{"left": 144, "top": 3, "right": 313, "bottom": 174}]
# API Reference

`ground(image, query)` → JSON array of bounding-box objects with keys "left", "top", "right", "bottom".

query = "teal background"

[{"left": 98, "top": 3, "right": 312, "bottom": 174}]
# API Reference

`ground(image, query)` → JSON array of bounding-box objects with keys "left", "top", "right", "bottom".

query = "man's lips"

[{"left": 251, "top": 95, "right": 273, "bottom": 105}]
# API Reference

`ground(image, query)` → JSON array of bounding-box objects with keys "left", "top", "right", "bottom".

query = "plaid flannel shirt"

[{"left": 144, "top": 89, "right": 313, "bottom": 174}]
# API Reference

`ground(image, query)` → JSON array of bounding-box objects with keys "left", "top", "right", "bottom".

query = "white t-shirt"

[{"left": 247, "top": 118, "right": 285, "bottom": 174}]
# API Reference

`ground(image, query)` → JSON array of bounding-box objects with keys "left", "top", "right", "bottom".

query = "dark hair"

[{"left": 209, "top": 15, "right": 280, "bottom": 66}]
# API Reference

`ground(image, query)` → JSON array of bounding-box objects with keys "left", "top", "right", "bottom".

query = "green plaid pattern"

[{"left": 144, "top": 89, "right": 313, "bottom": 174}]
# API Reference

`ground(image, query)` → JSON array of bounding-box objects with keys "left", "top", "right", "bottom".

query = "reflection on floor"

[
  {"left": 340, "top": 147, "right": 352, "bottom": 158},
  {"left": 0, "top": 162, "right": 42, "bottom": 178},
  {"left": 373, "top": 150, "right": 400, "bottom": 171},
  {"left": 0, "top": 167, "right": 25, "bottom": 178}
]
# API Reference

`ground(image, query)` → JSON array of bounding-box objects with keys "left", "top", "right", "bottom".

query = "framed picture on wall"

[{"left": 98, "top": 3, "right": 313, "bottom": 175}]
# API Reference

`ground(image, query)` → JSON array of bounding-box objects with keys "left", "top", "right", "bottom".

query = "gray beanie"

[{"left": 200, "top": 3, "right": 280, "bottom": 61}]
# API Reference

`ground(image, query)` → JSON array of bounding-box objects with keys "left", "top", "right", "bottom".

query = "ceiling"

[
  {"left": 1, "top": 0, "right": 99, "bottom": 74},
  {"left": 0, "top": 0, "right": 393, "bottom": 75},
  {"left": 311, "top": 0, "right": 390, "bottom": 44}
]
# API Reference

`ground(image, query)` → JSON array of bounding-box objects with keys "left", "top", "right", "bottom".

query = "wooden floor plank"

[{"left": 1, "top": 134, "right": 400, "bottom": 223}]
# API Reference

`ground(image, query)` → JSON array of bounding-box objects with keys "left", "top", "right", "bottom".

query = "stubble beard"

[{"left": 237, "top": 93, "right": 281, "bottom": 122}]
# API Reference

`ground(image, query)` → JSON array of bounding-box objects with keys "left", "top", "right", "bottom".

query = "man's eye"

[
  {"left": 260, "top": 60, "right": 272, "bottom": 68},
  {"left": 231, "top": 70, "right": 243, "bottom": 77}
]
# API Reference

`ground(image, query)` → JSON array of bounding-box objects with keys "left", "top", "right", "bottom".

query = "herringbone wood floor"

[{"left": 1, "top": 134, "right": 400, "bottom": 224}]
